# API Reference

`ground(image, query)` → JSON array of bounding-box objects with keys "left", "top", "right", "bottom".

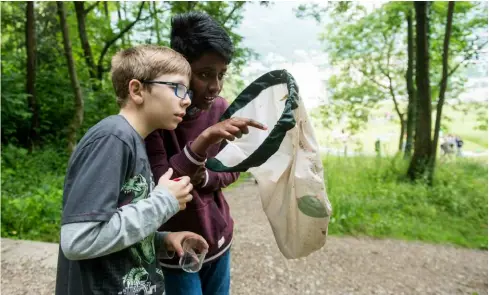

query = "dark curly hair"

[{"left": 170, "top": 12, "right": 234, "bottom": 64}]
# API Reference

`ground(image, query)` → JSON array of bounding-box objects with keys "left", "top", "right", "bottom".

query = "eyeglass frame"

[{"left": 140, "top": 80, "right": 193, "bottom": 100}]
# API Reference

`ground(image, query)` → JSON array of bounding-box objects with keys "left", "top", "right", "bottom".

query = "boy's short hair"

[
  {"left": 170, "top": 12, "right": 234, "bottom": 64},
  {"left": 111, "top": 45, "right": 191, "bottom": 107}
]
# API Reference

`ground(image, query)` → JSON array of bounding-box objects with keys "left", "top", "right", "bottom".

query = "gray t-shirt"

[{"left": 56, "top": 115, "right": 168, "bottom": 295}]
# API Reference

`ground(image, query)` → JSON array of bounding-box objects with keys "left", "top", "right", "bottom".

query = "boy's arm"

[
  {"left": 61, "top": 186, "right": 179, "bottom": 260},
  {"left": 60, "top": 135, "right": 179, "bottom": 260},
  {"left": 199, "top": 169, "right": 240, "bottom": 193},
  {"left": 146, "top": 131, "right": 239, "bottom": 193},
  {"left": 198, "top": 141, "right": 240, "bottom": 193},
  {"left": 145, "top": 130, "right": 205, "bottom": 182},
  {"left": 145, "top": 98, "right": 236, "bottom": 184}
]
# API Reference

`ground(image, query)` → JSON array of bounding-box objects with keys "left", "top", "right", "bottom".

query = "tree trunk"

[
  {"left": 57, "top": 1, "right": 84, "bottom": 153},
  {"left": 104, "top": 1, "right": 109, "bottom": 19},
  {"left": 123, "top": 1, "right": 128, "bottom": 19},
  {"left": 407, "top": 1, "right": 432, "bottom": 181},
  {"left": 122, "top": 2, "right": 131, "bottom": 46},
  {"left": 429, "top": 1, "right": 455, "bottom": 181},
  {"left": 26, "top": 1, "right": 39, "bottom": 150},
  {"left": 404, "top": 8, "right": 416, "bottom": 159},
  {"left": 152, "top": 1, "right": 161, "bottom": 44},
  {"left": 398, "top": 116, "right": 406, "bottom": 152},
  {"left": 74, "top": 2, "right": 97, "bottom": 82},
  {"left": 117, "top": 2, "right": 126, "bottom": 46}
]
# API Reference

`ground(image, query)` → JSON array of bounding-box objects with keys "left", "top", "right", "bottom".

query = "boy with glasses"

[{"left": 55, "top": 45, "right": 207, "bottom": 295}]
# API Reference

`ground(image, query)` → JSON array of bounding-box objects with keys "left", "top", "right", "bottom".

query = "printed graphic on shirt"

[
  {"left": 118, "top": 174, "right": 164, "bottom": 295},
  {"left": 119, "top": 267, "right": 158, "bottom": 295},
  {"left": 121, "top": 174, "right": 155, "bottom": 265}
]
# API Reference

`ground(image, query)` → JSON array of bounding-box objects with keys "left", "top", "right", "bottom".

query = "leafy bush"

[
  {"left": 324, "top": 155, "right": 488, "bottom": 249},
  {"left": 1, "top": 145, "right": 68, "bottom": 242}
]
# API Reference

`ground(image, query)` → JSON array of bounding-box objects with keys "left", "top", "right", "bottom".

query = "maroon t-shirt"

[{"left": 145, "top": 97, "right": 239, "bottom": 266}]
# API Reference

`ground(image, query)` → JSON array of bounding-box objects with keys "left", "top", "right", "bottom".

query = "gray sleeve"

[
  {"left": 62, "top": 135, "right": 132, "bottom": 224},
  {"left": 60, "top": 186, "right": 179, "bottom": 260}
]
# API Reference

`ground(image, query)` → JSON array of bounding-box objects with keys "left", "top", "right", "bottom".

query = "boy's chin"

[{"left": 162, "top": 123, "right": 178, "bottom": 130}]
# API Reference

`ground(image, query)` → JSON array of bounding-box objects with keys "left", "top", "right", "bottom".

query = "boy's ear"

[{"left": 128, "top": 79, "right": 144, "bottom": 105}]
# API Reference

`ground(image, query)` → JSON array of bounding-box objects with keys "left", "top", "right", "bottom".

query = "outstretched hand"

[
  {"left": 202, "top": 117, "right": 268, "bottom": 145},
  {"left": 191, "top": 117, "right": 268, "bottom": 155}
]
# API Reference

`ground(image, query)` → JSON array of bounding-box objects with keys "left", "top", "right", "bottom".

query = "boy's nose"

[
  {"left": 207, "top": 78, "right": 221, "bottom": 94},
  {"left": 181, "top": 96, "right": 191, "bottom": 107}
]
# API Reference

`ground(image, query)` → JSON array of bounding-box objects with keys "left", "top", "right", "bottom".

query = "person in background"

[{"left": 455, "top": 135, "right": 464, "bottom": 157}]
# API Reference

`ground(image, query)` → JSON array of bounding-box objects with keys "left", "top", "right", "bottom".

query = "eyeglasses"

[{"left": 141, "top": 80, "right": 193, "bottom": 100}]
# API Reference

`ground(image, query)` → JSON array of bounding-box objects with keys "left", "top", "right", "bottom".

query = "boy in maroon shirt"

[{"left": 145, "top": 12, "right": 266, "bottom": 295}]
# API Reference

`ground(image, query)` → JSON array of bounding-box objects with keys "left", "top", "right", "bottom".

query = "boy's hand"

[
  {"left": 158, "top": 168, "right": 193, "bottom": 210},
  {"left": 203, "top": 117, "right": 267, "bottom": 145},
  {"left": 190, "top": 117, "right": 268, "bottom": 155},
  {"left": 163, "top": 232, "right": 209, "bottom": 257}
]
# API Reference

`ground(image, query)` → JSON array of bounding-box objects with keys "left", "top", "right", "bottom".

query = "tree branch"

[
  {"left": 352, "top": 64, "right": 390, "bottom": 90},
  {"left": 379, "top": 37, "right": 403, "bottom": 119},
  {"left": 97, "top": 1, "right": 146, "bottom": 79},
  {"left": 387, "top": 72, "right": 403, "bottom": 119},
  {"left": 441, "top": 40, "right": 488, "bottom": 86},
  {"left": 84, "top": 1, "right": 99, "bottom": 14},
  {"left": 222, "top": 2, "right": 244, "bottom": 27}
]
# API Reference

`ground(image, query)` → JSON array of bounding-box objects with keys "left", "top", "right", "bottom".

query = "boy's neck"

[{"left": 119, "top": 109, "right": 152, "bottom": 139}]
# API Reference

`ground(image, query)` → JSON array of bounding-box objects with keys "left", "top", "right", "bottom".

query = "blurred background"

[{"left": 1, "top": 1, "right": 487, "bottom": 293}]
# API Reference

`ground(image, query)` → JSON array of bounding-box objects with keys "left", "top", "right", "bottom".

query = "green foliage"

[
  {"left": 1, "top": 1, "right": 256, "bottom": 149},
  {"left": 1, "top": 2, "right": 30, "bottom": 145},
  {"left": 167, "top": 2, "right": 252, "bottom": 69},
  {"left": 221, "top": 65, "right": 246, "bottom": 102},
  {"left": 1, "top": 145, "right": 69, "bottom": 242},
  {"left": 295, "top": 2, "right": 363, "bottom": 23},
  {"left": 300, "top": 1, "right": 488, "bottom": 135},
  {"left": 320, "top": 2, "right": 409, "bottom": 133},
  {"left": 0, "top": 0, "right": 263, "bottom": 243},
  {"left": 324, "top": 155, "right": 488, "bottom": 249},
  {"left": 428, "top": 1, "right": 487, "bottom": 99}
]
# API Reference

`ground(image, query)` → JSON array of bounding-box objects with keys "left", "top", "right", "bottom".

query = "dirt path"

[{"left": 2, "top": 179, "right": 487, "bottom": 294}]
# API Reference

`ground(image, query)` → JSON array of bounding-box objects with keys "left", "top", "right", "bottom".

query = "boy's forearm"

[
  {"left": 189, "top": 132, "right": 211, "bottom": 156},
  {"left": 200, "top": 170, "right": 240, "bottom": 193},
  {"left": 60, "top": 187, "right": 179, "bottom": 260},
  {"left": 145, "top": 130, "right": 204, "bottom": 181}
]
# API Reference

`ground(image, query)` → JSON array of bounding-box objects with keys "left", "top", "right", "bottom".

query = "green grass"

[
  {"left": 224, "top": 172, "right": 252, "bottom": 190},
  {"left": 2, "top": 145, "right": 487, "bottom": 249},
  {"left": 324, "top": 155, "right": 488, "bottom": 249}
]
